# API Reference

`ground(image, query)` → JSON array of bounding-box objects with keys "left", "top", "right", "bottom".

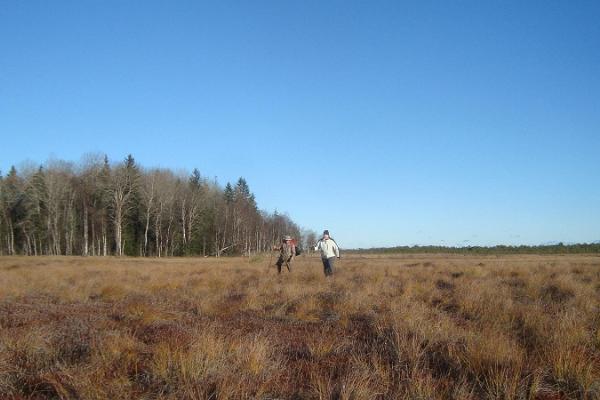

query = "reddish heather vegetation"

[{"left": 1, "top": 254, "right": 599, "bottom": 399}]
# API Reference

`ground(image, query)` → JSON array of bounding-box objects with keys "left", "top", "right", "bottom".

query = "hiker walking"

[
  {"left": 314, "top": 230, "right": 340, "bottom": 277},
  {"left": 276, "top": 235, "right": 296, "bottom": 273}
]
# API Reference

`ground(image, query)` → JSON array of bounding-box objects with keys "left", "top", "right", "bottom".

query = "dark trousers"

[
  {"left": 322, "top": 257, "right": 335, "bottom": 276},
  {"left": 276, "top": 255, "right": 292, "bottom": 273}
]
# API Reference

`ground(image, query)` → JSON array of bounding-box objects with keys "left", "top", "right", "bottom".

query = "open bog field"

[{"left": 1, "top": 254, "right": 600, "bottom": 400}]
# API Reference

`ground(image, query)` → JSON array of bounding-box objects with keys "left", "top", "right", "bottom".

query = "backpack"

[{"left": 295, "top": 246, "right": 302, "bottom": 256}]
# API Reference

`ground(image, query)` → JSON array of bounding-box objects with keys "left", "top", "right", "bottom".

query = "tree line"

[
  {"left": 349, "top": 243, "right": 600, "bottom": 255},
  {"left": 0, "top": 154, "right": 305, "bottom": 257}
]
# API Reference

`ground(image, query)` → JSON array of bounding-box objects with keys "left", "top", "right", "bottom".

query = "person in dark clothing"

[{"left": 276, "top": 235, "right": 296, "bottom": 273}]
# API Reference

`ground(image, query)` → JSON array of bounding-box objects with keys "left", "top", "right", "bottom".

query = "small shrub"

[{"left": 540, "top": 284, "right": 574, "bottom": 303}]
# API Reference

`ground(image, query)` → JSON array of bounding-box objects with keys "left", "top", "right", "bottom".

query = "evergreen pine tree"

[{"left": 122, "top": 154, "right": 143, "bottom": 256}]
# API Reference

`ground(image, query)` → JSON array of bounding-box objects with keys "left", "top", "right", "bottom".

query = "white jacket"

[{"left": 315, "top": 238, "right": 340, "bottom": 259}]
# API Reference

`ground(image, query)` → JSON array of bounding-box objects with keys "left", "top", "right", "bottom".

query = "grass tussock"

[{"left": 1, "top": 254, "right": 600, "bottom": 399}]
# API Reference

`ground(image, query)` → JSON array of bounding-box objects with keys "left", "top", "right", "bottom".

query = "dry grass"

[{"left": 1, "top": 254, "right": 600, "bottom": 399}]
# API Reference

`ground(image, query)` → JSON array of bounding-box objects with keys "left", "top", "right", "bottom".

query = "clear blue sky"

[{"left": 1, "top": 1, "right": 599, "bottom": 248}]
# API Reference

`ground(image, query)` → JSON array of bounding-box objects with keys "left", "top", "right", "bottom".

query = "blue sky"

[{"left": 1, "top": 1, "right": 599, "bottom": 248}]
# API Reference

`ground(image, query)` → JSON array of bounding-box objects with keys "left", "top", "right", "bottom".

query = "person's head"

[
  {"left": 283, "top": 235, "right": 292, "bottom": 243},
  {"left": 323, "top": 230, "right": 330, "bottom": 240}
]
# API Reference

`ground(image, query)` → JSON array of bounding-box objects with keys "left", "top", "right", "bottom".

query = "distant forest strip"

[
  {"left": 0, "top": 154, "right": 305, "bottom": 257},
  {"left": 348, "top": 243, "right": 600, "bottom": 255}
]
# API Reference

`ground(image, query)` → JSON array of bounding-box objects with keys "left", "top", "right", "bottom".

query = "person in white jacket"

[{"left": 314, "top": 230, "right": 340, "bottom": 277}]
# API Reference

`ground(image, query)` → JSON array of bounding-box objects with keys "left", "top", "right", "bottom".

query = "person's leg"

[
  {"left": 322, "top": 257, "right": 333, "bottom": 276},
  {"left": 327, "top": 257, "right": 336, "bottom": 275},
  {"left": 286, "top": 258, "right": 292, "bottom": 272},
  {"left": 276, "top": 256, "right": 283, "bottom": 274}
]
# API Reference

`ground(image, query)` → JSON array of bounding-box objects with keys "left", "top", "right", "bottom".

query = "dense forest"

[
  {"left": 0, "top": 154, "right": 307, "bottom": 257},
  {"left": 3, "top": 154, "right": 596, "bottom": 258},
  {"left": 349, "top": 243, "right": 600, "bottom": 255}
]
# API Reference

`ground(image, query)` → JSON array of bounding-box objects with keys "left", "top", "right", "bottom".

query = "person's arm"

[
  {"left": 314, "top": 239, "right": 322, "bottom": 251},
  {"left": 291, "top": 244, "right": 296, "bottom": 260},
  {"left": 333, "top": 241, "right": 340, "bottom": 258}
]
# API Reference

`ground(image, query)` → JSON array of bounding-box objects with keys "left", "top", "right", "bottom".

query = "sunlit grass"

[{"left": 1, "top": 254, "right": 599, "bottom": 399}]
